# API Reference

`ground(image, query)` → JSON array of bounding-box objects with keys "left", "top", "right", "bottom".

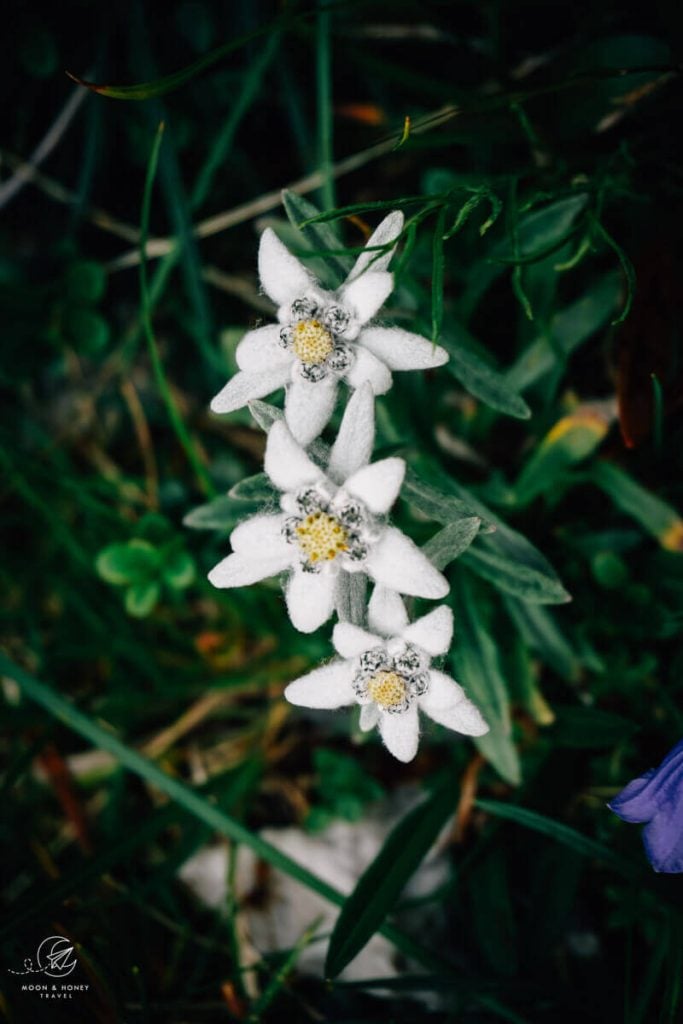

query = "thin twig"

[{"left": 0, "top": 87, "right": 87, "bottom": 209}]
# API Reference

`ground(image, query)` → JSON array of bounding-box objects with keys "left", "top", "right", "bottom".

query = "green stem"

[
  {"left": 316, "top": 3, "right": 335, "bottom": 211},
  {"left": 139, "top": 123, "right": 215, "bottom": 497}
]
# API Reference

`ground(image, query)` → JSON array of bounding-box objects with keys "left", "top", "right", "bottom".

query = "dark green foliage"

[{"left": 2, "top": 1, "right": 683, "bottom": 1022}]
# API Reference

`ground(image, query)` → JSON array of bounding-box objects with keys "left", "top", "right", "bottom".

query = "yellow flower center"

[
  {"left": 292, "top": 320, "right": 334, "bottom": 365},
  {"left": 296, "top": 511, "right": 349, "bottom": 564},
  {"left": 367, "top": 670, "right": 408, "bottom": 709}
]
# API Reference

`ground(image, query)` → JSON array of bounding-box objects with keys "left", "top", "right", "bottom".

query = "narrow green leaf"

[
  {"left": 590, "top": 461, "right": 683, "bottom": 553},
  {"left": 504, "top": 599, "right": 581, "bottom": 682},
  {"left": 125, "top": 580, "right": 161, "bottom": 617},
  {"left": 507, "top": 273, "right": 620, "bottom": 392},
  {"left": 422, "top": 517, "right": 482, "bottom": 570},
  {"left": 431, "top": 207, "right": 446, "bottom": 342},
  {"left": 513, "top": 407, "right": 610, "bottom": 504},
  {"left": 591, "top": 218, "right": 636, "bottom": 325},
  {"left": 325, "top": 784, "right": 456, "bottom": 978},
  {"left": 500, "top": 194, "right": 588, "bottom": 260},
  {"left": 462, "top": 541, "right": 571, "bottom": 604},
  {"left": 229, "top": 473, "right": 277, "bottom": 502},
  {"left": 183, "top": 495, "right": 247, "bottom": 531},
  {"left": 402, "top": 469, "right": 490, "bottom": 529},
  {"left": 549, "top": 706, "right": 638, "bottom": 749},
  {"left": 468, "top": 849, "right": 518, "bottom": 975},
  {"left": 409, "top": 468, "right": 569, "bottom": 603},
  {"left": 451, "top": 571, "right": 520, "bottom": 785},
  {"left": 282, "top": 189, "right": 352, "bottom": 283},
  {"left": 442, "top": 325, "right": 531, "bottom": 419},
  {"left": 66, "top": 14, "right": 292, "bottom": 99},
  {"left": 475, "top": 798, "right": 631, "bottom": 872},
  {"left": 95, "top": 540, "right": 158, "bottom": 585}
]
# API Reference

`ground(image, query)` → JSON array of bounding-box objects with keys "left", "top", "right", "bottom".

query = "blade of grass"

[
  {"left": 139, "top": 123, "right": 214, "bottom": 497},
  {"left": 316, "top": 3, "right": 335, "bottom": 211}
]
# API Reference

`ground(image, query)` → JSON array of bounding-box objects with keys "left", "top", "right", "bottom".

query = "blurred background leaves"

[{"left": 1, "top": 0, "right": 683, "bottom": 1021}]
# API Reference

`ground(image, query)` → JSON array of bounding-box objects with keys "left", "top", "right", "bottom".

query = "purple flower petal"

[{"left": 609, "top": 739, "right": 683, "bottom": 873}]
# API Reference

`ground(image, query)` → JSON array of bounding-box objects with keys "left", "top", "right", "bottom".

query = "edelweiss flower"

[
  {"left": 285, "top": 586, "right": 488, "bottom": 762},
  {"left": 208, "top": 386, "right": 448, "bottom": 633},
  {"left": 210, "top": 211, "right": 448, "bottom": 444}
]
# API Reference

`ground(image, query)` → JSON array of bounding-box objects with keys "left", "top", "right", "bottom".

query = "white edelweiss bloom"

[
  {"left": 210, "top": 210, "right": 449, "bottom": 445},
  {"left": 208, "top": 385, "right": 448, "bottom": 634},
  {"left": 284, "top": 586, "right": 489, "bottom": 762}
]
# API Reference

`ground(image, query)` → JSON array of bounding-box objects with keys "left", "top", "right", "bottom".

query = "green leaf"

[
  {"left": 442, "top": 325, "right": 531, "bottom": 419},
  {"left": 183, "top": 495, "right": 252, "bottom": 531},
  {"left": 590, "top": 461, "right": 683, "bottom": 553},
  {"left": 504, "top": 599, "right": 581, "bottom": 682},
  {"left": 63, "top": 307, "right": 110, "bottom": 352},
  {"left": 409, "top": 468, "right": 569, "bottom": 603},
  {"left": 282, "top": 190, "right": 352, "bottom": 283},
  {"left": 475, "top": 798, "right": 630, "bottom": 871},
  {"left": 402, "top": 468, "right": 490, "bottom": 529},
  {"left": 325, "top": 784, "right": 456, "bottom": 978},
  {"left": 468, "top": 850, "right": 518, "bottom": 975},
  {"left": 513, "top": 407, "right": 610, "bottom": 504},
  {"left": 95, "top": 540, "right": 158, "bottom": 585},
  {"left": 162, "top": 550, "right": 196, "bottom": 590},
  {"left": 422, "top": 517, "right": 482, "bottom": 570},
  {"left": 229, "top": 473, "right": 276, "bottom": 502},
  {"left": 451, "top": 571, "right": 520, "bottom": 785},
  {"left": 499, "top": 194, "right": 588, "bottom": 261},
  {"left": 66, "top": 14, "right": 291, "bottom": 99},
  {"left": 125, "top": 580, "right": 161, "bottom": 617},
  {"left": 462, "top": 539, "right": 570, "bottom": 605},
  {"left": 64, "top": 261, "right": 107, "bottom": 304},
  {"left": 507, "top": 273, "right": 620, "bottom": 392},
  {"left": 549, "top": 706, "right": 638, "bottom": 748}
]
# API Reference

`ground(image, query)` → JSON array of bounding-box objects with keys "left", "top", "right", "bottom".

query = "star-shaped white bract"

[
  {"left": 284, "top": 586, "right": 489, "bottom": 762},
  {"left": 208, "top": 386, "right": 448, "bottom": 633},
  {"left": 210, "top": 211, "right": 449, "bottom": 445}
]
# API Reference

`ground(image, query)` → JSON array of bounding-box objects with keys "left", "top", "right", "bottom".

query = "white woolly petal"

[
  {"left": 236, "top": 325, "right": 292, "bottom": 372},
  {"left": 378, "top": 703, "right": 419, "bottom": 762},
  {"left": 344, "top": 458, "right": 405, "bottom": 514},
  {"left": 344, "top": 346, "right": 393, "bottom": 395},
  {"left": 401, "top": 606, "right": 453, "bottom": 657},
  {"left": 230, "top": 514, "right": 289, "bottom": 558},
  {"left": 210, "top": 366, "right": 290, "bottom": 414},
  {"left": 332, "top": 622, "right": 382, "bottom": 658},
  {"left": 421, "top": 671, "right": 488, "bottom": 736},
  {"left": 365, "top": 527, "right": 449, "bottom": 599},
  {"left": 359, "top": 326, "right": 449, "bottom": 371},
  {"left": 284, "top": 377, "right": 338, "bottom": 446},
  {"left": 367, "top": 586, "right": 409, "bottom": 636},
  {"left": 359, "top": 703, "right": 380, "bottom": 732},
  {"left": 347, "top": 211, "right": 404, "bottom": 281},
  {"left": 208, "top": 551, "right": 290, "bottom": 588},
  {"left": 258, "top": 228, "right": 315, "bottom": 307},
  {"left": 327, "top": 383, "right": 375, "bottom": 484},
  {"left": 285, "top": 568, "right": 337, "bottom": 633},
  {"left": 340, "top": 271, "right": 394, "bottom": 324},
  {"left": 284, "top": 661, "right": 356, "bottom": 709},
  {"left": 264, "top": 420, "right": 325, "bottom": 493},
  {"left": 421, "top": 670, "right": 488, "bottom": 735}
]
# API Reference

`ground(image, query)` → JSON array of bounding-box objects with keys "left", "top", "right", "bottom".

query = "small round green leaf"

[
  {"left": 95, "top": 540, "right": 159, "bottom": 586},
  {"left": 162, "top": 550, "right": 196, "bottom": 590},
  {"left": 64, "top": 261, "right": 107, "bottom": 304},
  {"left": 63, "top": 308, "right": 110, "bottom": 353},
  {"left": 125, "top": 581, "right": 161, "bottom": 618}
]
